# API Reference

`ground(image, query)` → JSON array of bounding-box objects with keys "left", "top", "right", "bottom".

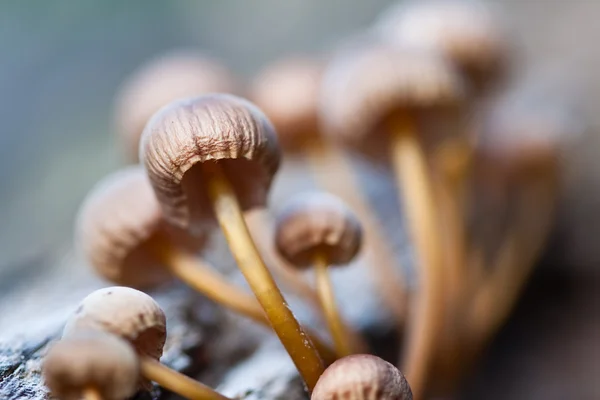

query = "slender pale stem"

[
  {"left": 83, "top": 387, "right": 103, "bottom": 400},
  {"left": 313, "top": 253, "right": 353, "bottom": 358},
  {"left": 203, "top": 162, "right": 325, "bottom": 391},
  {"left": 152, "top": 238, "right": 337, "bottom": 364},
  {"left": 245, "top": 209, "right": 322, "bottom": 310},
  {"left": 140, "top": 357, "right": 230, "bottom": 400},
  {"left": 306, "top": 140, "right": 408, "bottom": 324},
  {"left": 390, "top": 114, "right": 444, "bottom": 399}
]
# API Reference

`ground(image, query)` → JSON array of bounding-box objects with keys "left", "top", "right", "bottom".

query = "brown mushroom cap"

[
  {"left": 275, "top": 192, "right": 362, "bottom": 268},
  {"left": 140, "top": 93, "right": 281, "bottom": 231},
  {"left": 114, "top": 50, "right": 239, "bottom": 162},
  {"left": 76, "top": 166, "right": 204, "bottom": 289},
  {"left": 63, "top": 287, "right": 167, "bottom": 362},
  {"left": 311, "top": 354, "right": 413, "bottom": 400},
  {"left": 44, "top": 331, "right": 139, "bottom": 400},
  {"left": 320, "top": 43, "right": 465, "bottom": 153},
  {"left": 251, "top": 56, "right": 323, "bottom": 151},
  {"left": 376, "top": 0, "right": 509, "bottom": 90}
]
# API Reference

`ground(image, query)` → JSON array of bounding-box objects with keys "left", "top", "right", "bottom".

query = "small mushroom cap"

[
  {"left": 44, "top": 331, "right": 139, "bottom": 400},
  {"left": 321, "top": 43, "right": 465, "bottom": 153},
  {"left": 63, "top": 287, "right": 167, "bottom": 362},
  {"left": 311, "top": 354, "right": 412, "bottom": 400},
  {"left": 76, "top": 166, "right": 205, "bottom": 289},
  {"left": 114, "top": 50, "right": 239, "bottom": 162},
  {"left": 141, "top": 93, "right": 281, "bottom": 230},
  {"left": 251, "top": 57, "right": 323, "bottom": 151},
  {"left": 275, "top": 192, "right": 362, "bottom": 268},
  {"left": 376, "top": 0, "right": 509, "bottom": 90}
]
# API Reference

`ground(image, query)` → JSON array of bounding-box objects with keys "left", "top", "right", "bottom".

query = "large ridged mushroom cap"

[
  {"left": 320, "top": 43, "right": 465, "bottom": 154},
  {"left": 275, "top": 192, "right": 362, "bottom": 268},
  {"left": 63, "top": 287, "right": 167, "bottom": 363},
  {"left": 76, "top": 166, "right": 204, "bottom": 289},
  {"left": 140, "top": 93, "right": 281, "bottom": 231},
  {"left": 376, "top": 0, "right": 509, "bottom": 91},
  {"left": 311, "top": 354, "right": 413, "bottom": 400},
  {"left": 114, "top": 50, "right": 239, "bottom": 162},
  {"left": 43, "top": 331, "right": 139, "bottom": 400},
  {"left": 251, "top": 56, "right": 323, "bottom": 151}
]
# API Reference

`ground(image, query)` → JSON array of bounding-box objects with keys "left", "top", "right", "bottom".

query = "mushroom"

[
  {"left": 321, "top": 43, "right": 465, "bottom": 397},
  {"left": 43, "top": 331, "right": 139, "bottom": 400},
  {"left": 140, "top": 94, "right": 325, "bottom": 390},
  {"left": 63, "top": 287, "right": 231, "bottom": 400},
  {"left": 376, "top": 0, "right": 510, "bottom": 95},
  {"left": 275, "top": 192, "right": 365, "bottom": 357},
  {"left": 252, "top": 55, "right": 407, "bottom": 328},
  {"left": 76, "top": 166, "right": 335, "bottom": 363},
  {"left": 113, "top": 50, "right": 239, "bottom": 162},
  {"left": 311, "top": 354, "right": 413, "bottom": 400}
]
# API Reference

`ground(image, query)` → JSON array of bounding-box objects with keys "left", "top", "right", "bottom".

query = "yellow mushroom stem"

[
  {"left": 202, "top": 162, "right": 325, "bottom": 391},
  {"left": 83, "top": 387, "right": 103, "bottom": 400},
  {"left": 313, "top": 253, "right": 353, "bottom": 358},
  {"left": 389, "top": 113, "right": 444, "bottom": 399},
  {"left": 245, "top": 210, "right": 322, "bottom": 310},
  {"left": 140, "top": 357, "right": 231, "bottom": 400},
  {"left": 149, "top": 237, "right": 337, "bottom": 364},
  {"left": 306, "top": 139, "right": 408, "bottom": 325}
]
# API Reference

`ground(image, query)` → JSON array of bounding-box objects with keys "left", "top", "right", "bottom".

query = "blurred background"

[{"left": 0, "top": 1, "right": 598, "bottom": 398}]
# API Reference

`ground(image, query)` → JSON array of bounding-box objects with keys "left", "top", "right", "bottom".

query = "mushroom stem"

[
  {"left": 314, "top": 252, "right": 353, "bottom": 358},
  {"left": 140, "top": 357, "right": 231, "bottom": 400},
  {"left": 306, "top": 140, "right": 408, "bottom": 324},
  {"left": 83, "top": 387, "right": 103, "bottom": 400},
  {"left": 389, "top": 113, "right": 444, "bottom": 398},
  {"left": 202, "top": 162, "right": 325, "bottom": 390},
  {"left": 153, "top": 240, "right": 337, "bottom": 364}
]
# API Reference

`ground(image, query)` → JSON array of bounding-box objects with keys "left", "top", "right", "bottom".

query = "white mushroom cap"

[
  {"left": 140, "top": 93, "right": 281, "bottom": 231},
  {"left": 275, "top": 192, "right": 362, "bottom": 268},
  {"left": 63, "top": 287, "right": 167, "bottom": 362},
  {"left": 43, "top": 331, "right": 139, "bottom": 400}
]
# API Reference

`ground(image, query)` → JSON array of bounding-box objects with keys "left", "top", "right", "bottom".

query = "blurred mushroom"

[
  {"left": 113, "top": 50, "right": 239, "bottom": 162},
  {"left": 43, "top": 331, "right": 139, "bottom": 400},
  {"left": 311, "top": 354, "right": 413, "bottom": 400},
  {"left": 252, "top": 55, "right": 407, "bottom": 329},
  {"left": 63, "top": 287, "right": 231, "bottom": 400},
  {"left": 140, "top": 94, "right": 325, "bottom": 390},
  {"left": 376, "top": 0, "right": 510, "bottom": 95},
  {"left": 321, "top": 43, "right": 465, "bottom": 397},
  {"left": 77, "top": 166, "right": 335, "bottom": 363},
  {"left": 275, "top": 192, "right": 365, "bottom": 357}
]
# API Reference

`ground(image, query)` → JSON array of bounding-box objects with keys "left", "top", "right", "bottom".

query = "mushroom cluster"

[{"left": 43, "top": 2, "right": 582, "bottom": 399}]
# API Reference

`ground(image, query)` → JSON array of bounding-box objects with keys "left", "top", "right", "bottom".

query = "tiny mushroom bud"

[
  {"left": 376, "top": 0, "right": 510, "bottom": 94},
  {"left": 312, "top": 354, "right": 413, "bottom": 400},
  {"left": 114, "top": 50, "right": 239, "bottom": 162},
  {"left": 43, "top": 331, "right": 139, "bottom": 400},
  {"left": 321, "top": 43, "right": 465, "bottom": 397},
  {"left": 141, "top": 94, "right": 325, "bottom": 390},
  {"left": 275, "top": 192, "right": 363, "bottom": 357},
  {"left": 64, "top": 287, "right": 231, "bottom": 400},
  {"left": 77, "top": 167, "right": 336, "bottom": 363}
]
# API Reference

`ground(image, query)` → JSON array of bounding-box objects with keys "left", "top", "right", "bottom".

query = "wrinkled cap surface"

[
  {"left": 141, "top": 93, "right": 281, "bottom": 231},
  {"left": 114, "top": 50, "right": 239, "bottom": 162},
  {"left": 76, "top": 166, "right": 205, "bottom": 289},
  {"left": 251, "top": 56, "right": 323, "bottom": 151},
  {"left": 312, "top": 354, "right": 413, "bottom": 400},
  {"left": 376, "top": 0, "right": 509, "bottom": 90},
  {"left": 44, "top": 331, "right": 139, "bottom": 400},
  {"left": 321, "top": 43, "right": 465, "bottom": 153},
  {"left": 63, "top": 287, "right": 167, "bottom": 363},
  {"left": 275, "top": 192, "right": 362, "bottom": 268}
]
